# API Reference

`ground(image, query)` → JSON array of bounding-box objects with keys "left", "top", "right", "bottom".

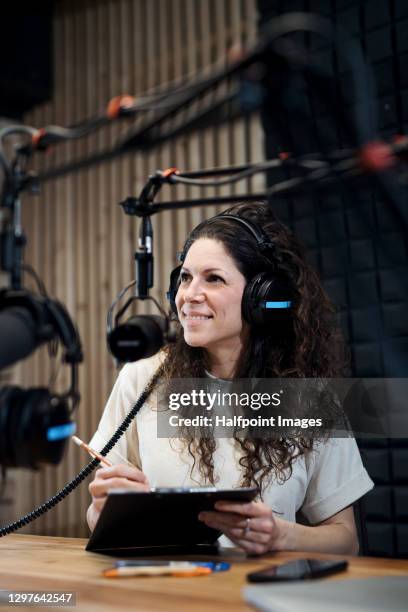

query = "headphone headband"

[
  {"left": 215, "top": 214, "right": 276, "bottom": 259},
  {"left": 179, "top": 213, "right": 277, "bottom": 263}
]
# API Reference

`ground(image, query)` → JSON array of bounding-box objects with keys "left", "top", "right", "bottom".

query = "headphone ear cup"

[
  {"left": 0, "top": 386, "right": 24, "bottom": 466},
  {"left": 242, "top": 272, "right": 295, "bottom": 332},
  {"left": 9, "top": 387, "right": 40, "bottom": 468},
  {"left": 167, "top": 265, "right": 182, "bottom": 316},
  {"left": 0, "top": 386, "right": 72, "bottom": 468},
  {"left": 242, "top": 276, "right": 263, "bottom": 325}
]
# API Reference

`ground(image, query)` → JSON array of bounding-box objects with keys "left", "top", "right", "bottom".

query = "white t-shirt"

[{"left": 89, "top": 353, "right": 374, "bottom": 527}]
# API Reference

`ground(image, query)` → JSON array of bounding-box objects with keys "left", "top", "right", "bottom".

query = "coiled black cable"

[{"left": 0, "top": 368, "right": 162, "bottom": 537}]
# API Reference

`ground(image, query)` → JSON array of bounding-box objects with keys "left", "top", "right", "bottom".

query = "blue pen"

[
  {"left": 113, "top": 560, "right": 230, "bottom": 572},
  {"left": 194, "top": 562, "right": 230, "bottom": 572}
]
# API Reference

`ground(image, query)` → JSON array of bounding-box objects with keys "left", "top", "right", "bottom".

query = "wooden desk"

[{"left": 0, "top": 535, "right": 408, "bottom": 611}]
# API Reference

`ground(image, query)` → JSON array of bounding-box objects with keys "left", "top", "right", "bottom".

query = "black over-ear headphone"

[
  {"left": 167, "top": 214, "right": 295, "bottom": 331},
  {"left": 0, "top": 289, "right": 83, "bottom": 469}
]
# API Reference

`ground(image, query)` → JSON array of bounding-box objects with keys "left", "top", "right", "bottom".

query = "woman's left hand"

[{"left": 198, "top": 500, "right": 292, "bottom": 555}]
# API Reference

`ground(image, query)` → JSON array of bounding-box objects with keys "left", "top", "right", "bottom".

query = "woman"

[{"left": 87, "top": 201, "right": 373, "bottom": 555}]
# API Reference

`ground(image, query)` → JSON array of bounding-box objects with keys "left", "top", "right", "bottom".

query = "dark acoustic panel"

[{"left": 258, "top": 0, "right": 408, "bottom": 558}]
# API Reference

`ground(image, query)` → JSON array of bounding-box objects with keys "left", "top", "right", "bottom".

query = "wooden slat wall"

[{"left": 11, "top": 0, "right": 263, "bottom": 537}]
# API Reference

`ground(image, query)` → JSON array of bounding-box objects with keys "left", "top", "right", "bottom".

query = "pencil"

[{"left": 71, "top": 435, "right": 113, "bottom": 467}]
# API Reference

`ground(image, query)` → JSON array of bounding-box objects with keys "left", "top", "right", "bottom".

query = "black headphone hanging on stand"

[
  {"left": 167, "top": 213, "right": 296, "bottom": 332},
  {"left": 0, "top": 289, "right": 83, "bottom": 469}
]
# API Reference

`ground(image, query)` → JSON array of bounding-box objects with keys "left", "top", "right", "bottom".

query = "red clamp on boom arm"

[
  {"left": 31, "top": 128, "right": 48, "bottom": 151},
  {"left": 160, "top": 167, "right": 180, "bottom": 182},
  {"left": 106, "top": 95, "right": 136, "bottom": 119},
  {"left": 359, "top": 141, "right": 396, "bottom": 172}
]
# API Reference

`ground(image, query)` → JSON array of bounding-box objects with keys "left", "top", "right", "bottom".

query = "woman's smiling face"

[{"left": 175, "top": 237, "right": 248, "bottom": 360}]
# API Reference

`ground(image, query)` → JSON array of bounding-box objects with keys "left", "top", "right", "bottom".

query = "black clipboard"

[{"left": 86, "top": 487, "right": 257, "bottom": 556}]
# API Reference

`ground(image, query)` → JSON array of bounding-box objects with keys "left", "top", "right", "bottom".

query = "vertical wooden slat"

[
  {"left": 26, "top": 99, "right": 49, "bottom": 535},
  {"left": 199, "top": 1, "right": 218, "bottom": 220},
  {"left": 156, "top": 0, "right": 176, "bottom": 303},
  {"left": 84, "top": 0, "right": 99, "bottom": 456},
  {"left": 96, "top": 0, "right": 116, "bottom": 412},
  {"left": 171, "top": 0, "right": 189, "bottom": 256},
  {"left": 131, "top": 0, "right": 147, "bottom": 306},
  {"left": 214, "top": 0, "right": 230, "bottom": 210},
  {"left": 144, "top": 0, "right": 160, "bottom": 317},
  {"left": 60, "top": 1, "right": 79, "bottom": 537},
  {"left": 51, "top": 1, "right": 67, "bottom": 536},
  {"left": 71, "top": 0, "right": 91, "bottom": 536},
  {"left": 183, "top": 0, "right": 202, "bottom": 231}
]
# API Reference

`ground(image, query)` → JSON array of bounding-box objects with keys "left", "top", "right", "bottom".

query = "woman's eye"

[
  {"left": 179, "top": 272, "right": 224, "bottom": 283},
  {"left": 207, "top": 274, "right": 224, "bottom": 283}
]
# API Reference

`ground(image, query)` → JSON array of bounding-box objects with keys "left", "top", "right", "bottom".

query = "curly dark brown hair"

[{"left": 154, "top": 201, "right": 348, "bottom": 492}]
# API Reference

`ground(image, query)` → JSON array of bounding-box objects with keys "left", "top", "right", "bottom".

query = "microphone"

[
  {"left": 107, "top": 314, "right": 167, "bottom": 363},
  {"left": 107, "top": 209, "right": 176, "bottom": 363},
  {"left": 135, "top": 215, "right": 153, "bottom": 297},
  {"left": 0, "top": 288, "right": 83, "bottom": 371},
  {"left": 0, "top": 307, "right": 43, "bottom": 370},
  {"left": 0, "top": 304, "right": 54, "bottom": 370}
]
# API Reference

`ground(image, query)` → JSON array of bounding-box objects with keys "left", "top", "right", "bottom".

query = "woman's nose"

[{"left": 183, "top": 278, "right": 205, "bottom": 302}]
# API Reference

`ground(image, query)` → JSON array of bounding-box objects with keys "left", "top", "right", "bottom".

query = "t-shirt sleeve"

[
  {"left": 88, "top": 364, "right": 142, "bottom": 469},
  {"left": 301, "top": 437, "right": 374, "bottom": 524}
]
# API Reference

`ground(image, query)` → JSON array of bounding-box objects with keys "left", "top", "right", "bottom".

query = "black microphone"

[
  {"left": 107, "top": 314, "right": 166, "bottom": 363},
  {"left": 135, "top": 216, "right": 153, "bottom": 297},
  {"left": 0, "top": 306, "right": 53, "bottom": 370}
]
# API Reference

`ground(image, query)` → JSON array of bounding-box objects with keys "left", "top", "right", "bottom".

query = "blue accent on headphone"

[
  {"left": 46, "top": 422, "right": 76, "bottom": 442},
  {"left": 264, "top": 301, "right": 292, "bottom": 309}
]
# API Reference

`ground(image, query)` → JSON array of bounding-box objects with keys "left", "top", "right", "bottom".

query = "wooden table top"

[{"left": 0, "top": 534, "right": 408, "bottom": 611}]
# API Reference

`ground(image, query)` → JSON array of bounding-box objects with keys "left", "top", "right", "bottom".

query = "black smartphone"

[{"left": 247, "top": 559, "right": 348, "bottom": 583}]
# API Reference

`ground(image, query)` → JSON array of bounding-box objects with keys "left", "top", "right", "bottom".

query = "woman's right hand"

[{"left": 87, "top": 464, "right": 150, "bottom": 530}]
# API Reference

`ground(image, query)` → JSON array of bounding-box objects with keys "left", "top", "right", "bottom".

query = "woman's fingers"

[
  {"left": 96, "top": 464, "right": 148, "bottom": 484},
  {"left": 87, "top": 464, "right": 150, "bottom": 531},
  {"left": 214, "top": 500, "right": 268, "bottom": 517},
  {"left": 199, "top": 501, "right": 277, "bottom": 556},
  {"left": 238, "top": 540, "right": 268, "bottom": 556},
  {"left": 88, "top": 463, "right": 150, "bottom": 502},
  {"left": 222, "top": 528, "right": 270, "bottom": 555},
  {"left": 226, "top": 527, "right": 271, "bottom": 544},
  {"left": 199, "top": 511, "right": 247, "bottom": 528},
  {"left": 89, "top": 476, "right": 150, "bottom": 498},
  {"left": 199, "top": 511, "right": 245, "bottom": 532},
  {"left": 199, "top": 511, "right": 273, "bottom": 537},
  {"left": 92, "top": 497, "right": 106, "bottom": 514}
]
